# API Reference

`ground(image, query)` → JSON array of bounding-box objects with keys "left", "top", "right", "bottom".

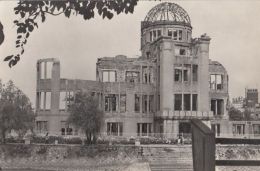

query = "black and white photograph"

[{"left": 0, "top": 0, "right": 260, "bottom": 170}]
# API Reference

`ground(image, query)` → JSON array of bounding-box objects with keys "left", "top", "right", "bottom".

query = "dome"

[{"left": 144, "top": 2, "right": 191, "bottom": 25}]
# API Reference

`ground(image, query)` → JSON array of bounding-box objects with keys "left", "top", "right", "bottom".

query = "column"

[
  {"left": 163, "top": 120, "right": 167, "bottom": 138},
  {"left": 140, "top": 123, "right": 142, "bottom": 136},
  {"left": 215, "top": 100, "right": 218, "bottom": 115}
]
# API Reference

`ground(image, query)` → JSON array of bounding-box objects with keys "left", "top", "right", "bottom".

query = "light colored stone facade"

[{"left": 35, "top": 2, "right": 229, "bottom": 139}]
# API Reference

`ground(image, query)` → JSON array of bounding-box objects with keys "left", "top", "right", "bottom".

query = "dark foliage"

[
  {"left": 4, "top": 0, "right": 138, "bottom": 67},
  {"left": 67, "top": 91, "right": 104, "bottom": 144},
  {"left": 228, "top": 106, "right": 244, "bottom": 120},
  {"left": 0, "top": 80, "right": 35, "bottom": 144}
]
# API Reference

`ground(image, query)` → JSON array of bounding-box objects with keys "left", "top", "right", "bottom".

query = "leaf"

[
  {"left": 20, "top": 12, "right": 25, "bottom": 18},
  {"left": 16, "top": 44, "right": 20, "bottom": 48},
  {"left": 106, "top": 11, "right": 113, "bottom": 19},
  {"left": 64, "top": 9, "right": 71, "bottom": 18},
  {"left": 9, "top": 60, "right": 17, "bottom": 68},
  {"left": 21, "top": 49, "right": 24, "bottom": 55},
  {"left": 15, "top": 55, "right": 20, "bottom": 62},
  {"left": 34, "top": 23, "right": 38, "bottom": 28},
  {"left": 17, "top": 35, "right": 22, "bottom": 39},
  {"left": 16, "top": 40, "right": 20, "bottom": 44},
  {"left": 41, "top": 13, "right": 46, "bottom": 22},
  {"left": 26, "top": 32, "right": 29, "bottom": 38},
  {"left": 17, "top": 27, "right": 26, "bottom": 34},
  {"left": 28, "top": 25, "right": 34, "bottom": 32},
  {"left": 4, "top": 55, "right": 13, "bottom": 61}
]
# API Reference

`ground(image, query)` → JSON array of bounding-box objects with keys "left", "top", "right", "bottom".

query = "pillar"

[
  {"left": 160, "top": 40, "right": 174, "bottom": 111},
  {"left": 197, "top": 35, "right": 211, "bottom": 112},
  {"left": 49, "top": 59, "right": 60, "bottom": 135}
]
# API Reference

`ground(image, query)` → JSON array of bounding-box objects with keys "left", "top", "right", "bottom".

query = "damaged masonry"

[{"left": 35, "top": 2, "right": 230, "bottom": 139}]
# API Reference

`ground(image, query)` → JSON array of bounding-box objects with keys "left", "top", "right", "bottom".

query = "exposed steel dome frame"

[{"left": 144, "top": 2, "right": 191, "bottom": 24}]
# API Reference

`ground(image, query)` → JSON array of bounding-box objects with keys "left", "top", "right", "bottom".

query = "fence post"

[{"left": 191, "top": 119, "right": 215, "bottom": 171}]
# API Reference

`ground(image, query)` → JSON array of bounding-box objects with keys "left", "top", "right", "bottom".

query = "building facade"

[{"left": 35, "top": 2, "right": 229, "bottom": 139}]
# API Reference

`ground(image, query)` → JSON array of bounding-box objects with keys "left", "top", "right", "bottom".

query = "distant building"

[
  {"left": 231, "top": 96, "right": 245, "bottom": 112},
  {"left": 35, "top": 2, "right": 229, "bottom": 139},
  {"left": 245, "top": 88, "right": 258, "bottom": 108}
]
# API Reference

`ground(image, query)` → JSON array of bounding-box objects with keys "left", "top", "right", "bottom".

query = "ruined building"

[{"left": 35, "top": 2, "right": 229, "bottom": 138}]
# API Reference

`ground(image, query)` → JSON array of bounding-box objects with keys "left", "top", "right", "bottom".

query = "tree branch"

[{"left": 42, "top": 10, "right": 65, "bottom": 16}]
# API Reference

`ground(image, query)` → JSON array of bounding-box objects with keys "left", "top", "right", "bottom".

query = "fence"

[{"left": 191, "top": 119, "right": 260, "bottom": 171}]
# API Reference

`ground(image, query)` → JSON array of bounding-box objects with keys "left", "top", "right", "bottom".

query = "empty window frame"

[
  {"left": 168, "top": 29, "right": 178, "bottom": 40},
  {"left": 60, "top": 92, "right": 66, "bottom": 110},
  {"left": 179, "top": 30, "right": 183, "bottom": 40},
  {"left": 135, "top": 94, "right": 141, "bottom": 112},
  {"left": 184, "top": 94, "right": 191, "bottom": 111},
  {"left": 157, "top": 30, "right": 162, "bottom": 37},
  {"left": 105, "top": 94, "right": 117, "bottom": 112},
  {"left": 211, "top": 99, "right": 224, "bottom": 115},
  {"left": 232, "top": 124, "right": 245, "bottom": 135},
  {"left": 211, "top": 124, "right": 220, "bottom": 137},
  {"left": 61, "top": 121, "right": 73, "bottom": 136},
  {"left": 192, "top": 94, "right": 198, "bottom": 111},
  {"left": 150, "top": 29, "right": 162, "bottom": 41},
  {"left": 126, "top": 71, "right": 140, "bottom": 83},
  {"left": 142, "top": 95, "right": 148, "bottom": 113},
  {"left": 143, "top": 66, "right": 152, "bottom": 84},
  {"left": 153, "top": 30, "right": 156, "bottom": 40},
  {"left": 174, "top": 94, "right": 182, "bottom": 111},
  {"left": 102, "top": 70, "right": 116, "bottom": 82},
  {"left": 45, "top": 92, "right": 51, "bottom": 110},
  {"left": 175, "top": 94, "right": 197, "bottom": 111},
  {"left": 36, "top": 121, "right": 48, "bottom": 133},
  {"left": 107, "top": 122, "right": 123, "bottom": 136},
  {"left": 150, "top": 31, "right": 153, "bottom": 42},
  {"left": 174, "top": 68, "right": 182, "bottom": 82},
  {"left": 253, "top": 124, "right": 260, "bottom": 135},
  {"left": 210, "top": 74, "right": 223, "bottom": 90},
  {"left": 66, "top": 91, "right": 74, "bottom": 109},
  {"left": 120, "top": 94, "right": 126, "bottom": 112},
  {"left": 168, "top": 30, "right": 173, "bottom": 37},
  {"left": 37, "top": 92, "right": 51, "bottom": 110},
  {"left": 180, "top": 49, "right": 186, "bottom": 55},
  {"left": 137, "top": 123, "right": 152, "bottom": 136},
  {"left": 173, "top": 30, "right": 178, "bottom": 40},
  {"left": 149, "top": 95, "right": 154, "bottom": 112},
  {"left": 183, "top": 69, "right": 188, "bottom": 82},
  {"left": 38, "top": 92, "right": 44, "bottom": 110},
  {"left": 192, "top": 65, "right": 198, "bottom": 82},
  {"left": 216, "top": 75, "right": 223, "bottom": 90}
]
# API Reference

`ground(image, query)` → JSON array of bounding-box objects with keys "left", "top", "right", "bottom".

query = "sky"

[{"left": 0, "top": 0, "right": 260, "bottom": 107}]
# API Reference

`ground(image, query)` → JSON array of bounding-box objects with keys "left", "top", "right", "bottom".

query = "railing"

[
  {"left": 157, "top": 110, "right": 214, "bottom": 119},
  {"left": 191, "top": 119, "right": 260, "bottom": 171}
]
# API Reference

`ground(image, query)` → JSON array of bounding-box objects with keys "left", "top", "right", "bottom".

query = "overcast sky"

[{"left": 0, "top": 0, "right": 260, "bottom": 107}]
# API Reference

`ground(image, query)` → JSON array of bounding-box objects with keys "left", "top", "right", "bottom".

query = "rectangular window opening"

[
  {"left": 126, "top": 71, "right": 140, "bottom": 83},
  {"left": 184, "top": 94, "right": 191, "bottom": 111},
  {"left": 174, "top": 94, "right": 182, "bottom": 111}
]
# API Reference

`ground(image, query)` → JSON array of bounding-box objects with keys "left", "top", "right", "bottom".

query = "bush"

[{"left": 5, "top": 136, "right": 24, "bottom": 144}]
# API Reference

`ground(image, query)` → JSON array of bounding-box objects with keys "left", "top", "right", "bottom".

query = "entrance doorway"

[{"left": 179, "top": 122, "right": 191, "bottom": 138}]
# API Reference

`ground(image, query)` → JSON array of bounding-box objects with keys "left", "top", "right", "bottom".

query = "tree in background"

[
  {"left": 0, "top": 80, "right": 35, "bottom": 143},
  {"left": 67, "top": 91, "right": 104, "bottom": 144},
  {"left": 3, "top": 0, "right": 138, "bottom": 67},
  {"left": 228, "top": 106, "right": 244, "bottom": 121}
]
